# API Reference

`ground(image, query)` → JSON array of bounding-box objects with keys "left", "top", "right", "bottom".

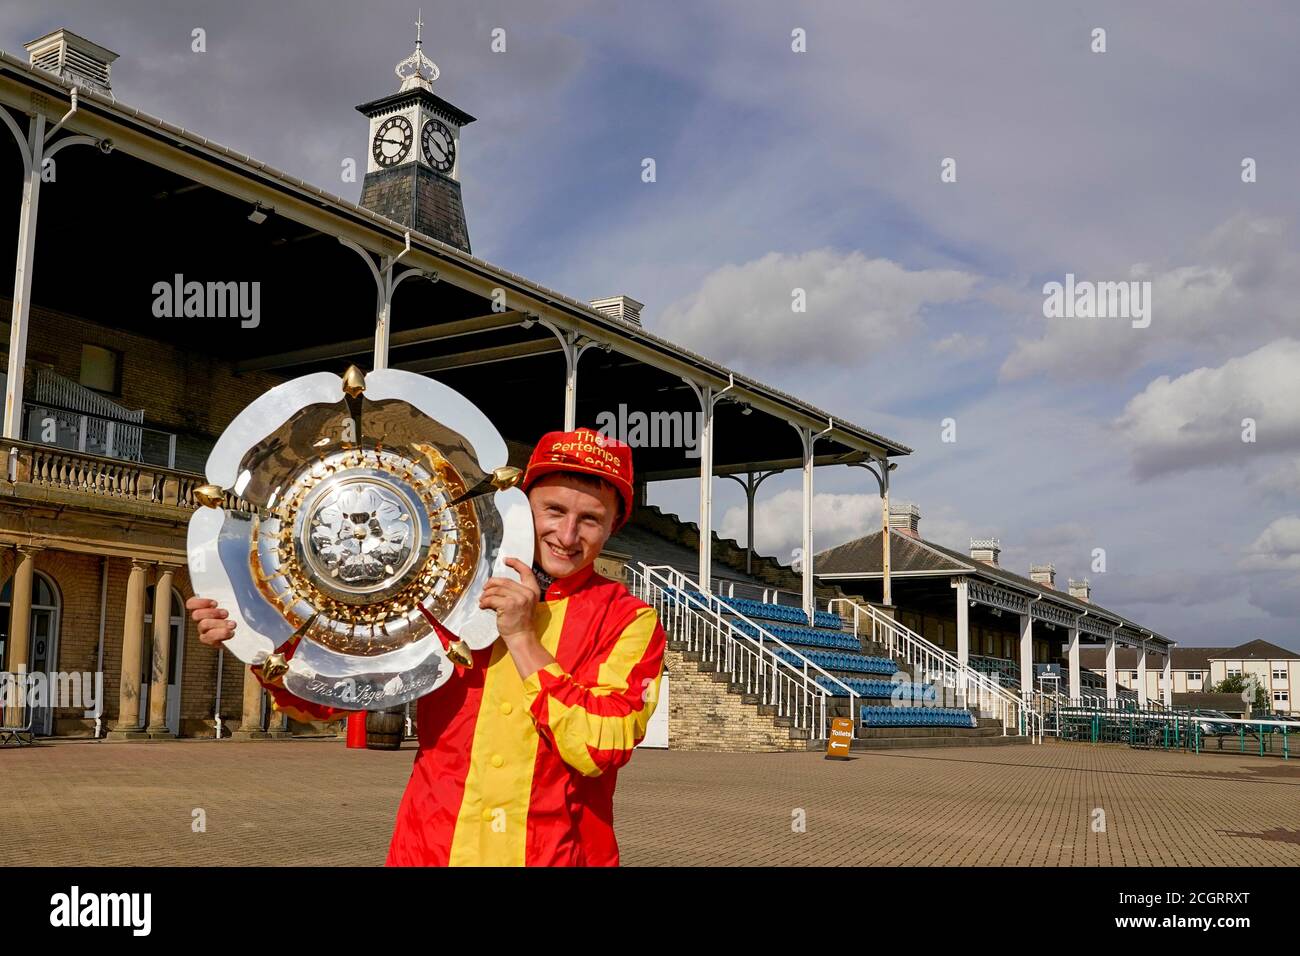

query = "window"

[
  {"left": 1228, "top": 667, "right": 1242, "bottom": 677},
  {"left": 1275, "top": 691, "right": 1290, "bottom": 704},
  {"left": 79, "top": 344, "right": 121, "bottom": 394},
  {"left": 1273, "top": 668, "right": 1289, "bottom": 682},
  {"left": 1188, "top": 672, "right": 1202, "bottom": 682},
  {"left": 1130, "top": 672, "right": 1139, "bottom": 680}
]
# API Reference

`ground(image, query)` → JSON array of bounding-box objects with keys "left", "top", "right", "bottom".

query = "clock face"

[
  {"left": 373, "top": 115, "right": 413, "bottom": 167},
  {"left": 421, "top": 118, "right": 456, "bottom": 172}
]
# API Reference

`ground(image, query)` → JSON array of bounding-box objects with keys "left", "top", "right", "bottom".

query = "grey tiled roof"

[{"left": 816, "top": 530, "right": 1171, "bottom": 645}]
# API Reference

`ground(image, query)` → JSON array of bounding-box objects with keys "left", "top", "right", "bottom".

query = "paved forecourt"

[{"left": 2, "top": 739, "right": 1297, "bottom": 866}]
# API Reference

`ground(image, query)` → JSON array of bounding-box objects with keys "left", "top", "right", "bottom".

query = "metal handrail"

[
  {"left": 828, "top": 597, "right": 1042, "bottom": 741},
  {"left": 630, "top": 563, "right": 857, "bottom": 741}
]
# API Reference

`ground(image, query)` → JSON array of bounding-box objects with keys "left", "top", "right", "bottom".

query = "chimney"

[
  {"left": 969, "top": 537, "right": 1000, "bottom": 566},
  {"left": 1029, "top": 563, "right": 1056, "bottom": 589},
  {"left": 590, "top": 295, "right": 643, "bottom": 327},
  {"left": 1068, "top": 578, "right": 1091, "bottom": 603},
  {"left": 26, "top": 29, "right": 119, "bottom": 94},
  {"left": 887, "top": 502, "right": 921, "bottom": 539}
]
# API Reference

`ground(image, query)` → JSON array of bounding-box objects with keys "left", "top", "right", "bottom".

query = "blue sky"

[{"left": 4, "top": 1, "right": 1299, "bottom": 649}]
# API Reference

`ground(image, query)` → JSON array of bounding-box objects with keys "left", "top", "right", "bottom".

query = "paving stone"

[{"left": 1, "top": 739, "right": 1297, "bottom": 866}]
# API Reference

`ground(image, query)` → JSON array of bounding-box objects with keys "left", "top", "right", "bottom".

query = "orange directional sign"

[{"left": 825, "top": 716, "right": 853, "bottom": 760}]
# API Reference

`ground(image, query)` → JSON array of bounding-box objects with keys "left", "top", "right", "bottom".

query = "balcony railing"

[
  {"left": 7, "top": 439, "right": 251, "bottom": 512},
  {"left": 21, "top": 400, "right": 178, "bottom": 469}
]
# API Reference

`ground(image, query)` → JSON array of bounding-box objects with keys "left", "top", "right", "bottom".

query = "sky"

[{"left": 3, "top": 1, "right": 1298, "bottom": 649}]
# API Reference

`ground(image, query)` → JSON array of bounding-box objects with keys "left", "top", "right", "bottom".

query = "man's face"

[{"left": 528, "top": 474, "right": 618, "bottom": 579}]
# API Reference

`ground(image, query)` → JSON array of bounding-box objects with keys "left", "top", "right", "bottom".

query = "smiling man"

[{"left": 187, "top": 427, "right": 666, "bottom": 866}]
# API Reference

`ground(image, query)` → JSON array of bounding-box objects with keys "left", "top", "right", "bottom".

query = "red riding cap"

[{"left": 521, "top": 427, "right": 634, "bottom": 530}]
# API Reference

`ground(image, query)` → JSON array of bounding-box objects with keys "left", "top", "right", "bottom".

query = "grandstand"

[{"left": 0, "top": 25, "right": 1102, "bottom": 750}]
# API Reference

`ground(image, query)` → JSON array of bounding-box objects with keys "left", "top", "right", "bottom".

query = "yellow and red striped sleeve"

[{"left": 521, "top": 603, "right": 666, "bottom": 777}]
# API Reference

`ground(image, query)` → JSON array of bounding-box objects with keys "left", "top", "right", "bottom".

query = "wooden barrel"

[{"left": 365, "top": 709, "right": 405, "bottom": 750}]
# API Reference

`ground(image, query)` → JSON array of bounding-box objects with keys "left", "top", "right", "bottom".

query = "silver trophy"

[{"left": 187, "top": 366, "right": 534, "bottom": 711}]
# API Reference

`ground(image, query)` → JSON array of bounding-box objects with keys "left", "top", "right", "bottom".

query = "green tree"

[{"left": 1212, "top": 674, "right": 1269, "bottom": 712}]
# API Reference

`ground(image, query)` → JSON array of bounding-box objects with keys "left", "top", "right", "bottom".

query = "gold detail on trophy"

[
  {"left": 260, "top": 652, "right": 289, "bottom": 684},
  {"left": 194, "top": 485, "right": 226, "bottom": 508},
  {"left": 249, "top": 446, "right": 480, "bottom": 657},
  {"left": 491, "top": 466, "right": 523, "bottom": 490},
  {"left": 341, "top": 365, "right": 367, "bottom": 398},
  {"left": 446, "top": 640, "right": 474, "bottom": 668}
]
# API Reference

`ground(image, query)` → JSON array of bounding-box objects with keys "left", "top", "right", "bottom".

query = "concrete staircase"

[{"left": 665, "top": 629, "right": 1031, "bottom": 753}]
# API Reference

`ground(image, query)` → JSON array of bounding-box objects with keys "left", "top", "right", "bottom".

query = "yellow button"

[
  {"left": 482, "top": 808, "right": 495, "bottom": 822},
  {"left": 491, "top": 754, "right": 505, "bottom": 768},
  {"left": 499, "top": 702, "right": 513, "bottom": 716}
]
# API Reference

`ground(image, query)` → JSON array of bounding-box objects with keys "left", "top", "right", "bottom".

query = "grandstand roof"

[
  {"left": 815, "top": 529, "right": 1172, "bottom": 646},
  {"left": 0, "top": 48, "right": 910, "bottom": 481}
]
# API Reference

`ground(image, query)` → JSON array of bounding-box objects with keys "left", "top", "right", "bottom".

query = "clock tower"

[{"left": 357, "top": 13, "right": 475, "bottom": 252}]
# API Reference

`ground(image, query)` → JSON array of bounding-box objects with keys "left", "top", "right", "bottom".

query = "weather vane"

[{"left": 395, "top": 8, "right": 439, "bottom": 90}]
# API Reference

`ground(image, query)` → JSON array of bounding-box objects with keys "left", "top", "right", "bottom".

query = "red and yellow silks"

[{"left": 253, "top": 561, "right": 666, "bottom": 866}]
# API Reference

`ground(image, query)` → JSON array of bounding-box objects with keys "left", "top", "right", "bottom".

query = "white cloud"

[
  {"left": 656, "top": 249, "right": 979, "bottom": 371},
  {"left": 1002, "top": 217, "right": 1300, "bottom": 381},
  {"left": 1241, "top": 516, "right": 1300, "bottom": 572},
  {"left": 1251, "top": 459, "right": 1300, "bottom": 499},
  {"left": 1114, "top": 338, "right": 1300, "bottom": 479},
  {"left": 719, "top": 488, "right": 881, "bottom": 560},
  {"left": 931, "top": 332, "right": 987, "bottom": 356}
]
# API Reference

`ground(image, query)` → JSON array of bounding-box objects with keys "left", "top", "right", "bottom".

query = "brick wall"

[
  {"left": 1, "top": 297, "right": 287, "bottom": 473},
  {"left": 664, "top": 645, "right": 809, "bottom": 752}
]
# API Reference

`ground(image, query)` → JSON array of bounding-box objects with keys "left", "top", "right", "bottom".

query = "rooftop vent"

[
  {"left": 887, "top": 502, "right": 921, "bottom": 539},
  {"left": 969, "top": 537, "right": 1001, "bottom": 567},
  {"left": 590, "top": 295, "right": 643, "bottom": 327},
  {"left": 1029, "top": 563, "right": 1056, "bottom": 589},
  {"left": 25, "top": 29, "right": 119, "bottom": 95}
]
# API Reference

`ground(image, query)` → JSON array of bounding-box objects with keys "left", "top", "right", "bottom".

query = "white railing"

[
  {"left": 23, "top": 401, "right": 177, "bottom": 468},
  {"left": 33, "top": 368, "right": 144, "bottom": 424},
  {"left": 828, "top": 598, "right": 1042, "bottom": 741},
  {"left": 628, "top": 564, "right": 860, "bottom": 742}
]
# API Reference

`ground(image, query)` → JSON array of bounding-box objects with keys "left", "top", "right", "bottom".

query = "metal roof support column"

[
  {"left": 534, "top": 320, "right": 603, "bottom": 431},
  {"left": 952, "top": 576, "right": 970, "bottom": 668},
  {"left": 723, "top": 470, "right": 779, "bottom": 575},
  {"left": 1067, "top": 626, "right": 1081, "bottom": 702},
  {"left": 339, "top": 231, "right": 436, "bottom": 371},
  {"left": 1, "top": 106, "right": 41, "bottom": 440},
  {"left": 1105, "top": 637, "right": 1118, "bottom": 705},
  {"left": 1137, "top": 641, "right": 1149, "bottom": 707},
  {"left": 790, "top": 418, "right": 833, "bottom": 625},
  {"left": 1019, "top": 611, "right": 1034, "bottom": 700},
  {"left": 684, "top": 376, "right": 733, "bottom": 593},
  {"left": 3, "top": 93, "right": 109, "bottom": 439},
  {"left": 849, "top": 457, "right": 897, "bottom": 607},
  {"left": 1162, "top": 652, "right": 1173, "bottom": 708}
]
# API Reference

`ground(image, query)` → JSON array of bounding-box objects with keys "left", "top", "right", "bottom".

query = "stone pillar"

[
  {"left": 3, "top": 547, "right": 38, "bottom": 728},
  {"left": 1162, "top": 653, "right": 1173, "bottom": 707},
  {"left": 145, "top": 565, "right": 177, "bottom": 737},
  {"left": 232, "top": 665, "right": 270, "bottom": 739},
  {"left": 1136, "top": 642, "right": 1149, "bottom": 707},
  {"left": 1018, "top": 613, "right": 1033, "bottom": 699},
  {"left": 1067, "top": 627, "right": 1081, "bottom": 701},
  {"left": 1105, "top": 637, "right": 1117, "bottom": 704},
  {"left": 110, "top": 559, "right": 151, "bottom": 739}
]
